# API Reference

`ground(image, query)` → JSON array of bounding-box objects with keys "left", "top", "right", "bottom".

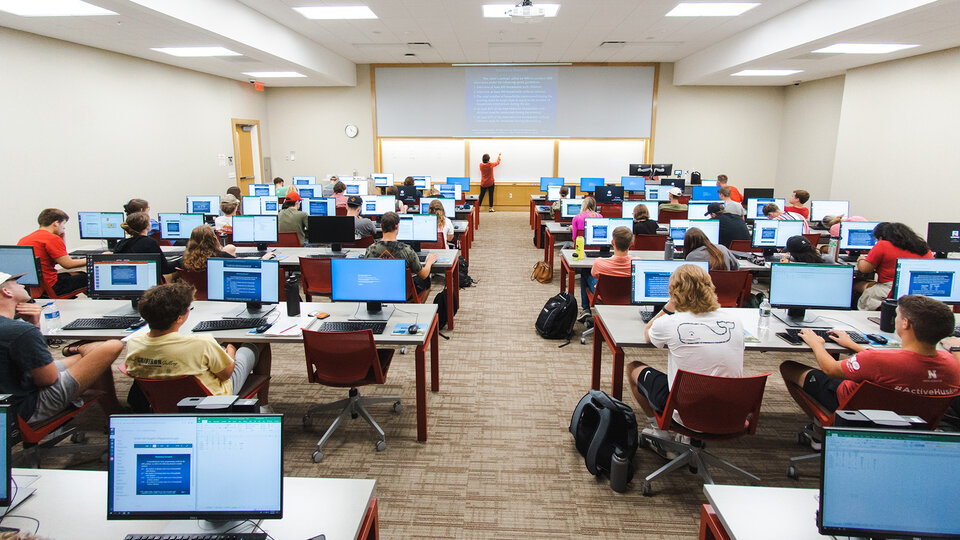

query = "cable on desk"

[
  {"left": 812, "top": 316, "right": 865, "bottom": 336},
  {"left": 246, "top": 519, "right": 277, "bottom": 540},
  {"left": 1, "top": 477, "right": 42, "bottom": 535}
]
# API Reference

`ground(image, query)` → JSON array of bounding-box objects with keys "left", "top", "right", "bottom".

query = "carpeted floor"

[{"left": 49, "top": 211, "right": 826, "bottom": 538}]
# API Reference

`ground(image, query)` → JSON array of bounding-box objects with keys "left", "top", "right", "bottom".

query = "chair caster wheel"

[
  {"left": 71, "top": 432, "right": 86, "bottom": 443},
  {"left": 787, "top": 465, "right": 799, "bottom": 480},
  {"left": 312, "top": 450, "right": 323, "bottom": 463},
  {"left": 688, "top": 466, "right": 698, "bottom": 474},
  {"left": 580, "top": 337, "right": 586, "bottom": 344},
  {"left": 393, "top": 401, "right": 402, "bottom": 413},
  {"left": 641, "top": 481, "right": 653, "bottom": 497},
  {"left": 797, "top": 432, "right": 807, "bottom": 446},
  {"left": 375, "top": 440, "right": 386, "bottom": 452},
  {"left": 302, "top": 415, "right": 312, "bottom": 428},
  {"left": 351, "top": 413, "right": 359, "bottom": 419}
]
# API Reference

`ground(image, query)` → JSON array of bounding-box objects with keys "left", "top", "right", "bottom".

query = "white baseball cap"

[
  {"left": 668, "top": 187, "right": 683, "bottom": 197},
  {"left": 0, "top": 272, "right": 25, "bottom": 284}
]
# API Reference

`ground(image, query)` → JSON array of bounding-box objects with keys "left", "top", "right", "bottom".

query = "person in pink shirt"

[
  {"left": 822, "top": 215, "right": 867, "bottom": 237},
  {"left": 579, "top": 225, "right": 634, "bottom": 320},
  {"left": 762, "top": 202, "right": 809, "bottom": 233},
  {"left": 570, "top": 196, "right": 601, "bottom": 240}
]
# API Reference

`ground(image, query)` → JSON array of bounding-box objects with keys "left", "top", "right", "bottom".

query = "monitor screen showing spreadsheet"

[
  {"left": 769, "top": 263, "right": 853, "bottom": 310},
  {"left": 186, "top": 196, "right": 220, "bottom": 216},
  {"left": 360, "top": 195, "right": 395, "bottom": 216},
  {"left": 231, "top": 215, "right": 278, "bottom": 244},
  {"left": 621, "top": 176, "right": 646, "bottom": 192},
  {"left": 342, "top": 181, "right": 367, "bottom": 196},
  {"left": 372, "top": 173, "right": 393, "bottom": 187},
  {"left": 292, "top": 176, "right": 316, "bottom": 185},
  {"left": 295, "top": 185, "right": 321, "bottom": 199},
  {"left": 241, "top": 196, "right": 279, "bottom": 216},
  {"left": 561, "top": 199, "right": 584, "bottom": 219},
  {"left": 0, "top": 245, "right": 40, "bottom": 287},
  {"left": 668, "top": 220, "right": 720, "bottom": 247},
  {"left": 622, "top": 201, "right": 658, "bottom": 221},
  {"left": 644, "top": 185, "right": 671, "bottom": 202},
  {"left": 436, "top": 183, "right": 463, "bottom": 200},
  {"left": 79, "top": 212, "right": 125, "bottom": 240},
  {"left": 631, "top": 260, "right": 709, "bottom": 304},
  {"left": 397, "top": 214, "right": 438, "bottom": 242},
  {"left": 839, "top": 221, "right": 880, "bottom": 250},
  {"left": 751, "top": 219, "right": 806, "bottom": 248},
  {"left": 580, "top": 177, "right": 605, "bottom": 193},
  {"left": 745, "top": 198, "right": 786, "bottom": 220},
  {"left": 540, "top": 177, "right": 564, "bottom": 191},
  {"left": 411, "top": 176, "right": 431, "bottom": 190},
  {"left": 158, "top": 213, "right": 205, "bottom": 240},
  {"left": 331, "top": 258, "right": 407, "bottom": 303},
  {"left": 893, "top": 258, "right": 960, "bottom": 304},
  {"left": 819, "top": 428, "right": 960, "bottom": 538},
  {"left": 247, "top": 184, "right": 275, "bottom": 197},
  {"left": 420, "top": 197, "right": 455, "bottom": 217},
  {"left": 690, "top": 186, "right": 721, "bottom": 202},
  {"left": 686, "top": 203, "right": 710, "bottom": 220},
  {"left": 583, "top": 218, "right": 632, "bottom": 247},
  {"left": 303, "top": 198, "right": 336, "bottom": 217},
  {"left": 546, "top": 185, "right": 576, "bottom": 202},
  {"left": 107, "top": 414, "right": 283, "bottom": 521},
  {"left": 810, "top": 200, "right": 850, "bottom": 222},
  {"left": 87, "top": 254, "right": 161, "bottom": 300},
  {"left": 445, "top": 177, "right": 471, "bottom": 192},
  {"left": 206, "top": 258, "right": 279, "bottom": 304}
]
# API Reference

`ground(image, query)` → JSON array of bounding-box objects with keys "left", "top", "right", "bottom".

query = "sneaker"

[
  {"left": 642, "top": 427, "right": 678, "bottom": 460},
  {"left": 577, "top": 308, "right": 591, "bottom": 322},
  {"left": 489, "top": 208, "right": 495, "bottom": 212}
]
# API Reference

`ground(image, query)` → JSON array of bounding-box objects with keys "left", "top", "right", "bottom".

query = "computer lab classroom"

[{"left": 2, "top": 1, "right": 960, "bottom": 538}]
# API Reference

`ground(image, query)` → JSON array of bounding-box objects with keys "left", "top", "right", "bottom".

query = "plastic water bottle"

[
  {"left": 664, "top": 236, "right": 675, "bottom": 260},
  {"left": 42, "top": 302, "right": 62, "bottom": 333},
  {"left": 609, "top": 449, "right": 629, "bottom": 493},
  {"left": 758, "top": 298, "right": 772, "bottom": 331}
]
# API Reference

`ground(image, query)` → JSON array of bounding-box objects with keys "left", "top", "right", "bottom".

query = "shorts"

[
  {"left": 28, "top": 361, "right": 82, "bottom": 424},
  {"left": 802, "top": 369, "right": 842, "bottom": 412},
  {"left": 637, "top": 367, "right": 670, "bottom": 413}
]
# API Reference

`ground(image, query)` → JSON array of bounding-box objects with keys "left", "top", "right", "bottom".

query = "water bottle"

[
  {"left": 664, "top": 236, "right": 675, "bottom": 260},
  {"left": 42, "top": 302, "right": 62, "bottom": 333},
  {"left": 828, "top": 236, "right": 840, "bottom": 261},
  {"left": 609, "top": 449, "right": 629, "bottom": 493},
  {"left": 285, "top": 273, "right": 302, "bottom": 317},
  {"left": 758, "top": 298, "right": 772, "bottom": 331}
]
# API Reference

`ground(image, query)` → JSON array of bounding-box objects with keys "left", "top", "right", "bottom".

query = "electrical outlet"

[{"left": 508, "top": 193, "right": 513, "bottom": 199}]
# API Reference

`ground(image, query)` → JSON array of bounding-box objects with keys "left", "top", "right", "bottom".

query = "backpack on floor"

[
  {"left": 535, "top": 292, "right": 576, "bottom": 341},
  {"left": 570, "top": 390, "right": 639, "bottom": 484},
  {"left": 458, "top": 255, "right": 473, "bottom": 288},
  {"left": 434, "top": 288, "right": 459, "bottom": 330}
]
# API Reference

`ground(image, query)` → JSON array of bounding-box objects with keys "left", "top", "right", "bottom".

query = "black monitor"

[
  {"left": 78, "top": 211, "right": 125, "bottom": 249},
  {"left": 594, "top": 185, "right": 624, "bottom": 205},
  {"left": 206, "top": 257, "right": 280, "bottom": 317},
  {"left": 331, "top": 258, "right": 407, "bottom": 321},
  {"left": 396, "top": 185, "right": 419, "bottom": 206},
  {"left": 107, "top": 414, "right": 283, "bottom": 529},
  {"left": 0, "top": 245, "right": 41, "bottom": 287},
  {"left": 87, "top": 253, "right": 162, "bottom": 317},
  {"left": 651, "top": 164, "right": 673, "bottom": 176},
  {"left": 539, "top": 177, "right": 564, "bottom": 191},
  {"left": 0, "top": 405, "right": 10, "bottom": 508},
  {"left": 621, "top": 176, "right": 646, "bottom": 192},
  {"left": 741, "top": 188, "right": 775, "bottom": 207},
  {"left": 660, "top": 178, "right": 685, "bottom": 191},
  {"left": 628, "top": 164, "right": 652, "bottom": 176},
  {"left": 769, "top": 263, "right": 854, "bottom": 326},
  {"left": 927, "top": 222, "right": 960, "bottom": 258},
  {"left": 231, "top": 215, "right": 278, "bottom": 251},
  {"left": 306, "top": 216, "right": 355, "bottom": 251}
]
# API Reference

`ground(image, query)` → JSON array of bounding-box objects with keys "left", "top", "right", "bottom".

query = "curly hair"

[
  {"left": 139, "top": 282, "right": 195, "bottom": 331},
  {"left": 669, "top": 264, "right": 720, "bottom": 314},
  {"left": 875, "top": 222, "right": 929, "bottom": 256},
  {"left": 181, "top": 225, "right": 222, "bottom": 271}
]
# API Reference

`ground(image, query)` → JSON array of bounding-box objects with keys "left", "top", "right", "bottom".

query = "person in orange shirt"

[
  {"left": 17, "top": 208, "right": 88, "bottom": 296},
  {"left": 479, "top": 152, "right": 501, "bottom": 212},
  {"left": 716, "top": 174, "right": 742, "bottom": 203}
]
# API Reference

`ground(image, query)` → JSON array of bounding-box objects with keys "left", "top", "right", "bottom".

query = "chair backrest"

[
  {"left": 591, "top": 275, "right": 633, "bottom": 307},
  {"left": 802, "top": 233, "right": 821, "bottom": 247},
  {"left": 302, "top": 329, "right": 386, "bottom": 386},
  {"left": 135, "top": 375, "right": 213, "bottom": 413},
  {"left": 176, "top": 268, "right": 208, "bottom": 300},
  {"left": 298, "top": 256, "right": 332, "bottom": 297},
  {"left": 149, "top": 230, "right": 173, "bottom": 247},
  {"left": 406, "top": 271, "right": 423, "bottom": 303},
  {"left": 631, "top": 234, "right": 667, "bottom": 251},
  {"left": 553, "top": 209, "right": 561, "bottom": 221},
  {"left": 678, "top": 195, "right": 691, "bottom": 205},
  {"left": 336, "top": 206, "right": 347, "bottom": 216},
  {"left": 710, "top": 269, "right": 752, "bottom": 307},
  {"left": 661, "top": 370, "right": 770, "bottom": 436},
  {"left": 658, "top": 209, "right": 687, "bottom": 224},
  {"left": 348, "top": 235, "right": 375, "bottom": 248},
  {"left": 274, "top": 231, "right": 302, "bottom": 247},
  {"left": 420, "top": 231, "right": 446, "bottom": 250},
  {"left": 838, "top": 381, "right": 959, "bottom": 428},
  {"left": 728, "top": 239, "right": 761, "bottom": 253},
  {"left": 598, "top": 205, "right": 621, "bottom": 218}
]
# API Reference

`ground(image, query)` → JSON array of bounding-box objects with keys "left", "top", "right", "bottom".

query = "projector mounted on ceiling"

[{"left": 508, "top": 0, "right": 545, "bottom": 23}]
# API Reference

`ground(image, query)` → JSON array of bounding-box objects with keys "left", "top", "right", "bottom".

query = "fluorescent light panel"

[
  {"left": 813, "top": 43, "right": 919, "bottom": 54},
  {"left": 666, "top": 2, "right": 759, "bottom": 17},
  {"left": 732, "top": 69, "right": 803, "bottom": 76},
  {"left": 0, "top": 0, "right": 116, "bottom": 16},
  {"left": 482, "top": 4, "right": 561, "bottom": 17},
  {"left": 152, "top": 47, "right": 241, "bottom": 58},
  {"left": 243, "top": 71, "right": 307, "bottom": 78},
  {"left": 293, "top": 6, "right": 377, "bottom": 19}
]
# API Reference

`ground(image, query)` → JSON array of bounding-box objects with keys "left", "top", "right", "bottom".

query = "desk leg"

[
  {"left": 445, "top": 260, "right": 456, "bottom": 330},
  {"left": 430, "top": 314, "right": 439, "bottom": 392},
  {"left": 595, "top": 317, "right": 626, "bottom": 400},
  {"left": 474, "top": 202, "right": 480, "bottom": 229},
  {"left": 592, "top": 317, "right": 604, "bottom": 391},
  {"left": 414, "top": 317, "right": 439, "bottom": 443},
  {"left": 567, "top": 263, "right": 575, "bottom": 294},
  {"left": 699, "top": 505, "right": 731, "bottom": 540},
  {"left": 559, "top": 257, "right": 569, "bottom": 293},
  {"left": 530, "top": 199, "right": 536, "bottom": 229}
]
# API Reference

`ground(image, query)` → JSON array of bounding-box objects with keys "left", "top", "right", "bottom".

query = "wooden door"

[{"left": 232, "top": 119, "right": 262, "bottom": 194}]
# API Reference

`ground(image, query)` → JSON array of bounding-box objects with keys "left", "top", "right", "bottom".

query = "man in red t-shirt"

[
  {"left": 784, "top": 189, "right": 810, "bottom": 220},
  {"left": 17, "top": 208, "right": 88, "bottom": 296},
  {"left": 716, "top": 174, "right": 742, "bottom": 203},
  {"left": 478, "top": 152, "right": 501, "bottom": 212},
  {"left": 780, "top": 295, "right": 960, "bottom": 413}
]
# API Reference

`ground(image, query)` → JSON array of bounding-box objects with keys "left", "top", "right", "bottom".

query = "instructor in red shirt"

[
  {"left": 18, "top": 208, "right": 88, "bottom": 296},
  {"left": 478, "top": 152, "right": 501, "bottom": 212}
]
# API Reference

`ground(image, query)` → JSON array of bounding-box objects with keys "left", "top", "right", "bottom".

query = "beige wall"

[{"left": 0, "top": 27, "right": 268, "bottom": 245}]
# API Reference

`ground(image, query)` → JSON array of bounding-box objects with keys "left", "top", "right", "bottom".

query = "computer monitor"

[
  {"left": 397, "top": 214, "right": 438, "bottom": 252},
  {"left": 644, "top": 185, "right": 671, "bottom": 202},
  {"left": 336, "top": 175, "right": 355, "bottom": 182},
  {"left": 539, "top": 177, "right": 564, "bottom": 191},
  {"left": 292, "top": 176, "right": 316, "bottom": 185},
  {"left": 819, "top": 428, "right": 960, "bottom": 539},
  {"left": 0, "top": 246, "right": 41, "bottom": 287},
  {"left": 247, "top": 184, "right": 275, "bottom": 197},
  {"left": 86, "top": 253, "right": 162, "bottom": 317},
  {"left": 436, "top": 183, "right": 463, "bottom": 200},
  {"left": 231, "top": 215, "right": 278, "bottom": 251},
  {"left": 583, "top": 218, "right": 633, "bottom": 253},
  {"left": 295, "top": 185, "right": 321, "bottom": 199},
  {"left": 631, "top": 260, "right": 710, "bottom": 305},
  {"left": 331, "top": 258, "right": 407, "bottom": 321},
  {"left": 686, "top": 203, "right": 711, "bottom": 220},
  {"left": 668, "top": 220, "right": 720, "bottom": 247},
  {"left": 546, "top": 185, "right": 576, "bottom": 202},
  {"left": 206, "top": 258, "right": 279, "bottom": 317},
  {"left": 622, "top": 201, "right": 659, "bottom": 221},
  {"left": 396, "top": 185, "right": 418, "bottom": 206},
  {"left": 699, "top": 179, "right": 718, "bottom": 187},
  {"left": 78, "top": 211, "right": 125, "bottom": 248},
  {"left": 745, "top": 198, "right": 786, "bottom": 220},
  {"left": 186, "top": 196, "right": 220, "bottom": 216},
  {"left": 629, "top": 164, "right": 653, "bottom": 177},
  {"left": 420, "top": 197, "right": 455, "bottom": 217},
  {"left": 372, "top": 173, "right": 394, "bottom": 187},
  {"left": 303, "top": 198, "right": 337, "bottom": 217},
  {"left": 307, "top": 216, "right": 355, "bottom": 251},
  {"left": 107, "top": 414, "right": 282, "bottom": 527},
  {"left": 810, "top": 200, "right": 850, "bottom": 222},
  {"left": 751, "top": 219, "right": 806, "bottom": 250},
  {"left": 621, "top": 176, "right": 646, "bottom": 192},
  {"left": 241, "top": 196, "right": 279, "bottom": 216},
  {"left": 342, "top": 180, "right": 367, "bottom": 196},
  {"left": 660, "top": 178, "right": 685, "bottom": 191},
  {"left": 690, "top": 186, "right": 721, "bottom": 202},
  {"left": 560, "top": 199, "right": 584, "bottom": 219},
  {"left": 769, "top": 263, "right": 854, "bottom": 326},
  {"left": 444, "top": 177, "right": 471, "bottom": 192},
  {"left": 0, "top": 405, "right": 9, "bottom": 508},
  {"left": 839, "top": 221, "right": 880, "bottom": 251},
  {"left": 892, "top": 258, "right": 960, "bottom": 304},
  {"left": 158, "top": 213, "right": 205, "bottom": 241},
  {"left": 594, "top": 186, "right": 624, "bottom": 205},
  {"left": 927, "top": 222, "right": 960, "bottom": 258},
  {"left": 741, "top": 188, "right": 775, "bottom": 206},
  {"left": 411, "top": 176, "right": 431, "bottom": 190},
  {"left": 360, "top": 195, "right": 395, "bottom": 217},
  {"left": 580, "top": 177, "right": 605, "bottom": 193},
  {"left": 652, "top": 164, "right": 673, "bottom": 176}
]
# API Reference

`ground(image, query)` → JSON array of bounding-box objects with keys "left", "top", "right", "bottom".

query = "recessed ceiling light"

[
  {"left": 151, "top": 47, "right": 242, "bottom": 58},
  {"left": 666, "top": 2, "right": 759, "bottom": 17},
  {"left": 482, "top": 4, "right": 560, "bottom": 18},
  {"left": 813, "top": 43, "right": 919, "bottom": 54},
  {"left": 243, "top": 71, "right": 307, "bottom": 78},
  {"left": 293, "top": 6, "right": 377, "bottom": 19},
  {"left": 0, "top": 0, "right": 116, "bottom": 16},
  {"left": 731, "top": 69, "right": 803, "bottom": 76}
]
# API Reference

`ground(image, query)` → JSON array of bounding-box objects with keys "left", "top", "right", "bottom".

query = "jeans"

[{"left": 579, "top": 269, "right": 597, "bottom": 309}]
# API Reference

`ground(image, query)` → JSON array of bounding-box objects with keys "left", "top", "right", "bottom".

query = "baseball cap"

[
  {"left": 0, "top": 272, "right": 25, "bottom": 284},
  {"left": 284, "top": 191, "right": 302, "bottom": 202},
  {"left": 346, "top": 195, "right": 363, "bottom": 208},
  {"left": 705, "top": 202, "right": 725, "bottom": 216},
  {"left": 785, "top": 235, "right": 811, "bottom": 252},
  {"left": 668, "top": 187, "right": 682, "bottom": 197}
]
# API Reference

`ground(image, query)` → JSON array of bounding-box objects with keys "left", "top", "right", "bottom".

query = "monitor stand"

[
  {"left": 331, "top": 243, "right": 343, "bottom": 252},
  {"left": 105, "top": 298, "right": 141, "bottom": 318},
  {"left": 106, "top": 238, "right": 120, "bottom": 250},
  {"left": 773, "top": 308, "right": 829, "bottom": 328},
  {"left": 256, "top": 242, "right": 269, "bottom": 252},
  {"left": 350, "top": 302, "right": 394, "bottom": 322},
  {"left": 228, "top": 302, "right": 277, "bottom": 319},
  {"left": 762, "top": 248, "right": 776, "bottom": 259},
  {"left": 935, "top": 251, "right": 948, "bottom": 259}
]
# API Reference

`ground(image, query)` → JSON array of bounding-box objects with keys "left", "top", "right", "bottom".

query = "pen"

[{"left": 278, "top": 324, "right": 298, "bottom": 334}]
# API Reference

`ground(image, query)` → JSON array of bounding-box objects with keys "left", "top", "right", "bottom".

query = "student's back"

[{"left": 114, "top": 235, "right": 175, "bottom": 274}]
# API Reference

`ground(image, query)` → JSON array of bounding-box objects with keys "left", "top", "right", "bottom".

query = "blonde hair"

[
  {"left": 669, "top": 264, "right": 720, "bottom": 314},
  {"left": 633, "top": 204, "right": 649, "bottom": 220},
  {"left": 428, "top": 199, "right": 447, "bottom": 225},
  {"left": 582, "top": 196, "right": 597, "bottom": 212},
  {"left": 182, "top": 225, "right": 222, "bottom": 272}
]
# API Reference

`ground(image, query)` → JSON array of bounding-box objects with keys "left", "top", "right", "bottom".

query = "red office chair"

[
  {"left": 406, "top": 271, "right": 428, "bottom": 303},
  {"left": 149, "top": 230, "right": 173, "bottom": 247},
  {"left": 632, "top": 234, "right": 667, "bottom": 251},
  {"left": 299, "top": 256, "right": 332, "bottom": 300},
  {"left": 41, "top": 278, "right": 86, "bottom": 300},
  {"left": 175, "top": 268, "right": 208, "bottom": 300},
  {"left": 420, "top": 231, "right": 446, "bottom": 250},
  {"left": 122, "top": 363, "right": 271, "bottom": 412},
  {"left": 658, "top": 209, "right": 687, "bottom": 225},
  {"left": 301, "top": 329, "right": 401, "bottom": 462},
  {"left": 581, "top": 275, "right": 632, "bottom": 344},
  {"left": 784, "top": 380, "right": 959, "bottom": 479},
  {"left": 598, "top": 205, "right": 621, "bottom": 218},
  {"left": 273, "top": 232, "right": 302, "bottom": 247},
  {"left": 802, "top": 233, "right": 821, "bottom": 247},
  {"left": 13, "top": 390, "right": 105, "bottom": 467},
  {"left": 709, "top": 270, "right": 753, "bottom": 307},
  {"left": 728, "top": 240, "right": 761, "bottom": 253},
  {"left": 346, "top": 235, "right": 376, "bottom": 249},
  {"left": 679, "top": 195, "right": 692, "bottom": 205},
  {"left": 640, "top": 370, "right": 770, "bottom": 496},
  {"left": 336, "top": 206, "right": 348, "bottom": 216}
]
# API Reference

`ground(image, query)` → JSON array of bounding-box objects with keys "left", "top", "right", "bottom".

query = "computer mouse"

[
  {"left": 407, "top": 324, "right": 419, "bottom": 334},
  {"left": 255, "top": 324, "right": 272, "bottom": 334},
  {"left": 866, "top": 334, "right": 888, "bottom": 345},
  {"left": 315, "top": 312, "right": 330, "bottom": 319},
  {"left": 128, "top": 319, "right": 148, "bottom": 330}
]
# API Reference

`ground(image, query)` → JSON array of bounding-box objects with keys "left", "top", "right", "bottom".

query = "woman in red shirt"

[
  {"left": 856, "top": 222, "right": 932, "bottom": 310},
  {"left": 478, "top": 153, "right": 501, "bottom": 212}
]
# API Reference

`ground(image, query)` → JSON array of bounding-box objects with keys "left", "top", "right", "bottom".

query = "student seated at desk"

[
  {"left": 779, "top": 235, "right": 835, "bottom": 264},
  {"left": 659, "top": 187, "right": 687, "bottom": 212},
  {"left": 125, "top": 282, "right": 270, "bottom": 396},
  {"left": 705, "top": 202, "right": 750, "bottom": 248},
  {"left": 719, "top": 186, "right": 746, "bottom": 217},
  {"left": 346, "top": 195, "right": 377, "bottom": 239},
  {"left": 579, "top": 226, "right": 635, "bottom": 320},
  {"left": 17, "top": 208, "right": 88, "bottom": 296},
  {"left": 763, "top": 203, "right": 809, "bottom": 233},
  {"left": 780, "top": 294, "right": 960, "bottom": 413},
  {"left": 113, "top": 212, "right": 176, "bottom": 278},
  {"left": 821, "top": 214, "right": 867, "bottom": 237},
  {"left": 627, "top": 264, "right": 744, "bottom": 436},
  {"left": 856, "top": 222, "right": 932, "bottom": 310},
  {"left": 570, "top": 196, "right": 601, "bottom": 240},
  {"left": 226, "top": 185, "right": 243, "bottom": 201},
  {"left": 181, "top": 225, "right": 237, "bottom": 271},
  {"left": 784, "top": 189, "right": 810, "bottom": 220},
  {"left": 365, "top": 212, "right": 437, "bottom": 295},
  {"left": 386, "top": 185, "right": 407, "bottom": 214},
  {"left": 278, "top": 192, "right": 308, "bottom": 245},
  {"left": 550, "top": 186, "right": 569, "bottom": 216},
  {"left": 428, "top": 199, "right": 454, "bottom": 243},
  {"left": 683, "top": 228, "right": 739, "bottom": 270},
  {"left": 123, "top": 198, "right": 159, "bottom": 234},
  {"left": 274, "top": 176, "right": 289, "bottom": 198},
  {"left": 214, "top": 194, "right": 239, "bottom": 233},
  {"left": 332, "top": 180, "right": 348, "bottom": 208},
  {"left": 717, "top": 174, "right": 742, "bottom": 203},
  {"left": 0, "top": 272, "right": 124, "bottom": 424},
  {"left": 632, "top": 204, "right": 659, "bottom": 235}
]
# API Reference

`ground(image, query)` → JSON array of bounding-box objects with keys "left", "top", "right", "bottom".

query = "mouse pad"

[{"left": 392, "top": 323, "right": 425, "bottom": 335}]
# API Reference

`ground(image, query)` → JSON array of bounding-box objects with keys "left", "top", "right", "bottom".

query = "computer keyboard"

[
  {"left": 417, "top": 254, "right": 429, "bottom": 262},
  {"left": 781, "top": 328, "right": 869, "bottom": 345},
  {"left": 191, "top": 318, "right": 267, "bottom": 332},
  {"left": 582, "top": 251, "right": 609, "bottom": 258},
  {"left": 69, "top": 249, "right": 105, "bottom": 256},
  {"left": 307, "top": 253, "right": 347, "bottom": 259},
  {"left": 318, "top": 321, "right": 387, "bottom": 334},
  {"left": 234, "top": 251, "right": 271, "bottom": 258},
  {"left": 124, "top": 534, "right": 267, "bottom": 540},
  {"left": 62, "top": 317, "right": 143, "bottom": 330}
]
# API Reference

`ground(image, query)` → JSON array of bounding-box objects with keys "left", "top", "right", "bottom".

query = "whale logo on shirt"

[{"left": 676, "top": 320, "right": 736, "bottom": 344}]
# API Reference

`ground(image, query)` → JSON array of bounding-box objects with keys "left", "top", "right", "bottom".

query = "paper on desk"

[
  {"left": 121, "top": 326, "right": 150, "bottom": 342},
  {"left": 263, "top": 315, "right": 316, "bottom": 336}
]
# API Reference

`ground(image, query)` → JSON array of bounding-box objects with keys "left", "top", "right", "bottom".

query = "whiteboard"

[
  {"left": 380, "top": 139, "right": 466, "bottom": 182},
  {"left": 468, "top": 139, "right": 555, "bottom": 183},
  {"left": 558, "top": 140, "right": 646, "bottom": 186}
]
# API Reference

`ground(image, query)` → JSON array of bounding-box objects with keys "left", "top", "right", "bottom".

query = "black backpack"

[
  {"left": 570, "top": 390, "right": 639, "bottom": 484},
  {"left": 457, "top": 255, "right": 472, "bottom": 288},
  {"left": 535, "top": 292, "right": 577, "bottom": 344},
  {"left": 434, "top": 288, "right": 459, "bottom": 330}
]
